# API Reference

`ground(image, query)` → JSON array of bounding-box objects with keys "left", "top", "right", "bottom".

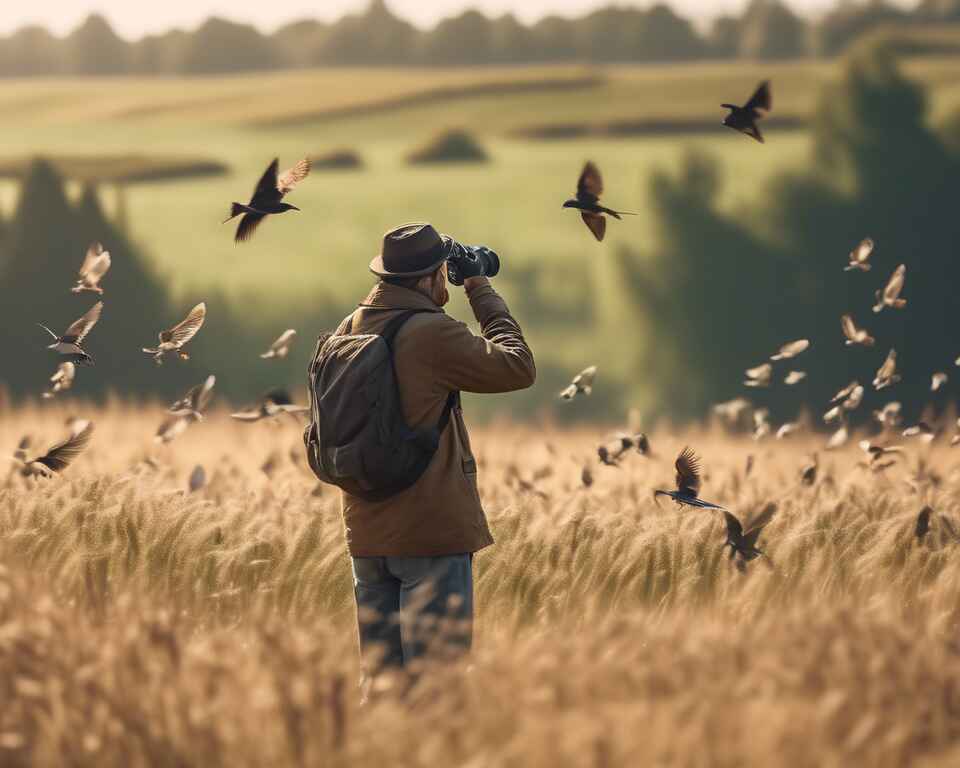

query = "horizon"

[{"left": 0, "top": 0, "right": 917, "bottom": 39}]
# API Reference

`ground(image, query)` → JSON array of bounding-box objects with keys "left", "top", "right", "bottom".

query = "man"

[{"left": 337, "top": 222, "right": 536, "bottom": 679}]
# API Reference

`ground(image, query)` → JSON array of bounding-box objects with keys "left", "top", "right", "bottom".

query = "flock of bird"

[{"left": 11, "top": 158, "right": 317, "bottom": 478}]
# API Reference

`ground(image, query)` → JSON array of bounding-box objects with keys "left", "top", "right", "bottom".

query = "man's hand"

[{"left": 464, "top": 276, "right": 486, "bottom": 292}]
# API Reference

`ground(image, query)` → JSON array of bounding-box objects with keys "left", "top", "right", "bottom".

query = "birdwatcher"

[{"left": 304, "top": 222, "right": 536, "bottom": 688}]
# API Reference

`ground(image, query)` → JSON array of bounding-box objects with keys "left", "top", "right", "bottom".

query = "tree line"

[{"left": 2, "top": 0, "right": 960, "bottom": 76}]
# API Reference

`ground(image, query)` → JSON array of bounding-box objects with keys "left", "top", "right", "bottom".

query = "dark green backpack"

[{"left": 304, "top": 308, "right": 457, "bottom": 501}]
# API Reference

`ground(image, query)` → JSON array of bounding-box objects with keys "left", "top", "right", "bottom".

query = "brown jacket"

[{"left": 336, "top": 277, "right": 536, "bottom": 557}]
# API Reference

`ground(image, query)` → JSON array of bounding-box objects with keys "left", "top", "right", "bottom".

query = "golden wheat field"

[{"left": 3, "top": 401, "right": 960, "bottom": 767}]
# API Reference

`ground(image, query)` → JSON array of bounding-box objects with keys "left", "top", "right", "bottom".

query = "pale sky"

[{"left": 0, "top": 0, "right": 918, "bottom": 38}]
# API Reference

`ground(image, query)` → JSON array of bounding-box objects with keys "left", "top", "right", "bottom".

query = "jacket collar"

[{"left": 359, "top": 282, "right": 445, "bottom": 313}]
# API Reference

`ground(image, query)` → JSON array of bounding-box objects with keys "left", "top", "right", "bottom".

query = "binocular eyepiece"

[{"left": 446, "top": 242, "right": 500, "bottom": 286}]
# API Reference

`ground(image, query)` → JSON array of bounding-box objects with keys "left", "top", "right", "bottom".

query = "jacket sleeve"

[{"left": 430, "top": 278, "right": 536, "bottom": 394}]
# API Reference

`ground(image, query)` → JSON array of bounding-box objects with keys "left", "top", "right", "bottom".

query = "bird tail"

[{"left": 224, "top": 203, "right": 247, "bottom": 223}]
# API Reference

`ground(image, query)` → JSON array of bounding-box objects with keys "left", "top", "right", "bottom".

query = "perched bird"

[
  {"left": 653, "top": 447, "right": 724, "bottom": 510},
  {"left": 168, "top": 375, "right": 216, "bottom": 421},
  {"left": 873, "top": 264, "right": 907, "bottom": 313},
  {"left": 784, "top": 371, "right": 806, "bottom": 386},
  {"left": 14, "top": 421, "right": 93, "bottom": 478},
  {"left": 841, "top": 314, "right": 874, "bottom": 347},
  {"left": 560, "top": 365, "right": 598, "bottom": 401},
  {"left": 71, "top": 242, "right": 111, "bottom": 295},
  {"left": 721, "top": 81, "right": 771, "bottom": 143},
  {"left": 776, "top": 422, "right": 799, "bottom": 440},
  {"left": 916, "top": 506, "right": 933, "bottom": 543},
  {"left": 38, "top": 302, "right": 103, "bottom": 366},
  {"left": 826, "top": 425, "right": 849, "bottom": 450},
  {"left": 873, "top": 349, "right": 901, "bottom": 391},
  {"left": 155, "top": 416, "right": 190, "bottom": 445},
  {"left": 188, "top": 465, "right": 206, "bottom": 493},
  {"left": 800, "top": 454, "right": 818, "bottom": 486},
  {"left": 261, "top": 329, "right": 297, "bottom": 360},
  {"left": 143, "top": 303, "right": 206, "bottom": 365},
  {"left": 723, "top": 503, "right": 776, "bottom": 572},
  {"left": 42, "top": 362, "right": 76, "bottom": 399},
  {"left": 845, "top": 238, "right": 874, "bottom": 272},
  {"left": 932, "top": 372, "right": 948, "bottom": 392},
  {"left": 770, "top": 339, "right": 809, "bottom": 361},
  {"left": 744, "top": 363, "right": 773, "bottom": 388},
  {"left": 225, "top": 157, "right": 311, "bottom": 243},
  {"left": 562, "top": 161, "right": 636, "bottom": 242},
  {"left": 874, "top": 401, "right": 902, "bottom": 428},
  {"left": 903, "top": 422, "right": 936, "bottom": 443},
  {"left": 231, "top": 389, "right": 309, "bottom": 422}
]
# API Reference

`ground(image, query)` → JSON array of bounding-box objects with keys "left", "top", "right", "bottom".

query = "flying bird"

[
  {"left": 744, "top": 363, "right": 772, "bottom": 388},
  {"left": 770, "top": 339, "right": 809, "bottom": 361},
  {"left": 168, "top": 375, "right": 216, "bottom": 421},
  {"left": 560, "top": 365, "right": 598, "bottom": 401},
  {"left": 261, "top": 329, "right": 298, "bottom": 360},
  {"left": 903, "top": 422, "right": 936, "bottom": 443},
  {"left": 713, "top": 398, "right": 751, "bottom": 424},
  {"left": 562, "top": 161, "right": 636, "bottom": 242},
  {"left": 14, "top": 421, "right": 94, "bottom": 478},
  {"left": 845, "top": 238, "right": 874, "bottom": 272},
  {"left": 225, "top": 157, "right": 311, "bottom": 243},
  {"left": 155, "top": 416, "right": 190, "bottom": 445},
  {"left": 721, "top": 80, "right": 771, "bottom": 143},
  {"left": 653, "top": 447, "right": 724, "bottom": 510},
  {"left": 143, "top": 303, "right": 206, "bottom": 365},
  {"left": 231, "top": 389, "right": 309, "bottom": 422},
  {"left": 841, "top": 384, "right": 864, "bottom": 412},
  {"left": 38, "top": 302, "right": 103, "bottom": 366},
  {"left": 823, "top": 405, "right": 842, "bottom": 424},
  {"left": 932, "top": 372, "right": 948, "bottom": 392},
  {"left": 873, "top": 264, "right": 907, "bottom": 313},
  {"left": 826, "top": 425, "right": 849, "bottom": 450},
  {"left": 71, "top": 242, "right": 111, "bottom": 295},
  {"left": 42, "top": 362, "right": 76, "bottom": 399},
  {"left": 859, "top": 440, "right": 903, "bottom": 464},
  {"left": 830, "top": 381, "right": 860, "bottom": 404},
  {"left": 597, "top": 436, "right": 633, "bottom": 467},
  {"left": 874, "top": 401, "right": 902, "bottom": 428},
  {"left": 841, "top": 314, "right": 874, "bottom": 347},
  {"left": 776, "top": 422, "right": 799, "bottom": 440},
  {"left": 753, "top": 409, "right": 771, "bottom": 441},
  {"left": 873, "top": 349, "right": 901, "bottom": 391},
  {"left": 784, "top": 371, "right": 806, "bottom": 385},
  {"left": 722, "top": 503, "right": 776, "bottom": 572}
]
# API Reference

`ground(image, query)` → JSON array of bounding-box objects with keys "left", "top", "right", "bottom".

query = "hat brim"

[{"left": 369, "top": 235, "right": 454, "bottom": 278}]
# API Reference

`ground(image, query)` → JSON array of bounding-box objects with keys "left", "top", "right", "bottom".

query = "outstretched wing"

[
  {"left": 166, "top": 303, "right": 206, "bottom": 346},
  {"left": 883, "top": 264, "right": 906, "bottom": 302},
  {"left": 277, "top": 158, "right": 311, "bottom": 196},
  {"left": 581, "top": 212, "right": 605, "bottom": 242},
  {"left": 35, "top": 421, "right": 94, "bottom": 473},
  {"left": 849, "top": 238, "right": 873, "bottom": 265},
  {"left": 745, "top": 80, "right": 771, "bottom": 112},
  {"left": 674, "top": 446, "right": 702, "bottom": 496},
  {"left": 235, "top": 213, "right": 266, "bottom": 243},
  {"left": 249, "top": 158, "right": 281, "bottom": 206},
  {"left": 63, "top": 301, "right": 103, "bottom": 344},
  {"left": 193, "top": 375, "right": 216, "bottom": 412},
  {"left": 744, "top": 502, "right": 777, "bottom": 540},
  {"left": 79, "top": 242, "right": 106, "bottom": 277},
  {"left": 577, "top": 161, "right": 603, "bottom": 203},
  {"left": 723, "top": 511, "right": 743, "bottom": 541},
  {"left": 876, "top": 349, "right": 897, "bottom": 381},
  {"left": 841, "top": 314, "right": 858, "bottom": 342}
]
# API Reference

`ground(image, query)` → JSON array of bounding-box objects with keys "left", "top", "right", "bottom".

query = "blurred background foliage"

[{"left": 0, "top": 2, "right": 959, "bottom": 426}]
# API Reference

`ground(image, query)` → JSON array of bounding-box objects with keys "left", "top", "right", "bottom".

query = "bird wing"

[
  {"left": 62, "top": 301, "right": 103, "bottom": 344},
  {"left": 51, "top": 362, "right": 75, "bottom": 384},
  {"left": 230, "top": 409, "right": 263, "bottom": 422},
  {"left": 883, "top": 264, "right": 906, "bottom": 302},
  {"left": 34, "top": 421, "right": 93, "bottom": 473},
  {"left": 194, "top": 375, "right": 216, "bottom": 412},
  {"left": 78, "top": 242, "right": 104, "bottom": 277},
  {"left": 235, "top": 212, "right": 266, "bottom": 243},
  {"left": 572, "top": 365, "right": 597, "bottom": 388},
  {"left": 723, "top": 511, "right": 743, "bottom": 541},
  {"left": 743, "top": 123, "right": 765, "bottom": 144},
  {"left": 674, "top": 446, "right": 702, "bottom": 496},
  {"left": 577, "top": 161, "right": 603, "bottom": 202},
  {"left": 744, "top": 502, "right": 777, "bottom": 537},
  {"left": 270, "top": 329, "right": 297, "bottom": 352},
  {"left": 771, "top": 339, "right": 809, "bottom": 360},
  {"left": 877, "top": 349, "right": 897, "bottom": 381},
  {"left": 250, "top": 158, "right": 281, "bottom": 205},
  {"left": 745, "top": 363, "right": 772, "bottom": 381},
  {"left": 85, "top": 250, "right": 111, "bottom": 283},
  {"left": 841, "top": 314, "right": 858, "bottom": 342},
  {"left": 581, "top": 212, "right": 605, "bottom": 242},
  {"left": 745, "top": 80, "right": 771, "bottom": 112},
  {"left": 166, "top": 303, "right": 206, "bottom": 347},
  {"left": 277, "top": 158, "right": 311, "bottom": 196},
  {"left": 850, "top": 238, "right": 873, "bottom": 265},
  {"left": 264, "top": 388, "right": 293, "bottom": 406}
]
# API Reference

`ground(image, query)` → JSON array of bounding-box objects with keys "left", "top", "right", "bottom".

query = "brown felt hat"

[{"left": 369, "top": 222, "right": 454, "bottom": 278}]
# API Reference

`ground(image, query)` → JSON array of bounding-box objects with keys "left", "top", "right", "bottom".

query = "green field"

[{"left": 1, "top": 57, "right": 958, "bottom": 315}]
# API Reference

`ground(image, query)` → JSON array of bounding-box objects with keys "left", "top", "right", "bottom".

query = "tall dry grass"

[{"left": 2, "top": 402, "right": 960, "bottom": 766}]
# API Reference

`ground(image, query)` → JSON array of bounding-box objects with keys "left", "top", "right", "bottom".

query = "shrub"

[
  {"left": 309, "top": 149, "right": 364, "bottom": 171},
  {"left": 406, "top": 129, "right": 489, "bottom": 165}
]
